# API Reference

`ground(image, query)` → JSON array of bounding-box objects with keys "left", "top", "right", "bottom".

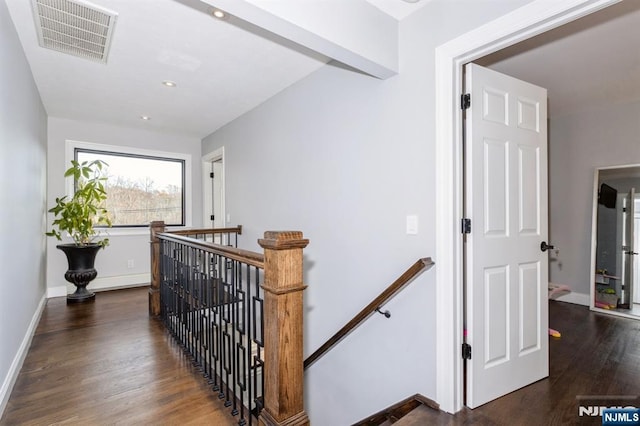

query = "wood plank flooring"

[
  {"left": 0, "top": 287, "right": 236, "bottom": 426},
  {"left": 3, "top": 289, "right": 640, "bottom": 425},
  {"left": 397, "top": 300, "right": 640, "bottom": 425}
]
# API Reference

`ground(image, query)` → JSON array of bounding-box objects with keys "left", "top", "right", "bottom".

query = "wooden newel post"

[
  {"left": 258, "top": 231, "right": 310, "bottom": 426},
  {"left": 149, "top": 220, "right": 166, "bottom": 316}
]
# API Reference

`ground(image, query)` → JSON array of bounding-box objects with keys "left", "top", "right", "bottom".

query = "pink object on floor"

[
  {"left": 548, "top": 328, "right": 561, "bottom": 338},
  {"left": 548, "top": 283, "right": 571, "bottom": 299},
  {"left": 548, "top": 283, "right": 571, "bottom": 339}
]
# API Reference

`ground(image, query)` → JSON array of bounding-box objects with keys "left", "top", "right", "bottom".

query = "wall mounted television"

[{"left": 598, "top": 183, "right": 617, "bottom": 209}]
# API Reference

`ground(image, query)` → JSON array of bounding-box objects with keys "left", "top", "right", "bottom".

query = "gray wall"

[
  {"left": 202, "top": 1, "right": 532, "bottom": 423},
  {"left": 549, "top": 100, "right": 640, "bottom": 297},
  {"left": 46, "top": 117, "right": 203, "bottom": 295},
  {"left": 0, "top": 0, "right": 48, "bottom": 412}
]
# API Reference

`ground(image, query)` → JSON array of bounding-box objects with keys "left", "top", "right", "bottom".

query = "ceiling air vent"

[{"left": 31, "top": 0, "right": 118, "bottom": 64}]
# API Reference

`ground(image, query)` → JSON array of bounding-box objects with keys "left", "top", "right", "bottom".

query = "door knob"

[{"left": 541, "top": 241, "right": 555, "bottom": 252}]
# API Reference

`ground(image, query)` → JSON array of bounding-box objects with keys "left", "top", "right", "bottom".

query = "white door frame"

[
  {"left": 202, "top": 146, "right": 225, "bottom": 228},
  {"left": 434, "top": 0, "right": 621, "bottom": 414}
]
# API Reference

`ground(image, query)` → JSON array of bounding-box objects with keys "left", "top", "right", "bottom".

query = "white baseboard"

[
  {"left": 47, "top": 285, "right": 67, "bottom": 298},
  {"left": 47, "top": 273, "right": 150, "bottom": 298},
  {"left": 77, "top": 273, "right": 150, "bottom": 292},
  {"left": 0, "top": 294, "right": 46, "bottom": 416},
  {"left": 553, "top": 291, "right": 590, "bottom": 307}
]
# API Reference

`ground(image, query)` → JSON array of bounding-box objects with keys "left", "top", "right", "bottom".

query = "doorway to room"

[
  {"left": 202, "top": 147, "right": 225, "bottom": 241},
  {"left": 434, "top": 0, "right": 625, "bottom": 414}
]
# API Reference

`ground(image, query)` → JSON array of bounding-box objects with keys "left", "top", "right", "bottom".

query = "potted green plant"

[{"left": 47, "top": 159, "right": 112, "bottom": 303}]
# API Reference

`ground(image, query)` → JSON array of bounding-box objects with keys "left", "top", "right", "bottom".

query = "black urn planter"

[{"left": 57, "top": 244, "right": 101, "bottom": 303}]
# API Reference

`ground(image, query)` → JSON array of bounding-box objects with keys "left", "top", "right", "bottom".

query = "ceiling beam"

[{"left": 194, "top": 0, "right": 399, "bottom": 79}]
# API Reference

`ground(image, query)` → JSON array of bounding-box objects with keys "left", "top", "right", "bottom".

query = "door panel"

[
  {"left": 484, "top": 266, "right": 509, "bottom": 367},
  {"left": 518, "top": 145, "right": 540, "bottom": 235},
  {"left": 622, "top": 188, "right": 636, "bottom": 306},
  {"left": 634, "top": 197, "right": 640, "bottom": 305},
  {"left": 484, "top": 139, "right": 509, "bottom": 236},
  {"left": 465, "top": 63, "right": 548, "bottom": 408},
  {"left": 519, "top": 262, "right": 540, "bottom": 355}
]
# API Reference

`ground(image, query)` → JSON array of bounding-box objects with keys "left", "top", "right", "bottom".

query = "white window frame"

[{"left": 65, "top": 140, "right": 193, "bottom": 236}]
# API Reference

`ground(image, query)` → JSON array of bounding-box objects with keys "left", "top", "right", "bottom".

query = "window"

[{"left": 75, "top": 147, "right": 186, "bottom": 227}]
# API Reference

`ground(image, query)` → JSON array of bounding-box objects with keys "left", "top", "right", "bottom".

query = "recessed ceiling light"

[
  {"left": 211, "top": 9, "right": 226, "bottom": 19},
  {"left": 140, "top": 116, "right": 151, "bottom": 121},
  {"left": 162, "top": 80, "right": 176, "bottom": 87}
]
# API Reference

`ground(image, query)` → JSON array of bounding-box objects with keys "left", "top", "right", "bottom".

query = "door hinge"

[
  {"left": 210, "top": 215, "right": 215, "bottom": 221},
  {"left": 462, "top": 343, "right": 472, "bottom": 360},
  {"left": 210, "top": 172, "right": 214, "bottom": 178},
  {"left": 462, "top": 218, "right": 471, "bottom": 234},
  {"left": 461, "top": 93, "right": 471, "bottom": 110}
]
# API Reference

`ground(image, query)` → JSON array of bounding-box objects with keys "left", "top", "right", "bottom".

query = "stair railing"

[
  {"left": 304, "top": 257, "right": 434, "bottom": 370},
  {"left": 169, "top": 225, "right": 243, "bottom": 245},
  {"left": 149, "top": 221, "right": 310, "bottom": 426}
]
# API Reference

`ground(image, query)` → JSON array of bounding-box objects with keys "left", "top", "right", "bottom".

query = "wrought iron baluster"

[
  {"left": 221, "top": 255, "right": 232, "bottom": 407},
  {"left": 155, "top": 230, "right": 266, "bottom": 424},
  {"left": 214, "top": 253, "right": 224, "bottom": 397},
  {"left": 251, "top": 266, "right": 264, "bottom": 421},
  {"left": 230, "top": 259, "right": 239, "bottom": 417},
  {"left": 202, "top": 252, "right": 212, "bottom": 383},
  {"left": 235, "top": 262, "right": 247, "bottom": 425},
  {"left": 245, "top": 264, "right": 254, "bottom": 426}
]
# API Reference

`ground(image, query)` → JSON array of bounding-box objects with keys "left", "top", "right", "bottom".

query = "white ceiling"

[
  {"left": 5, "top": 0, "right": 429, "bottom": 139},
  {"left": 478, "top": 0, "right": 640, "bottom": 119},
  {"left": 366, "top": 0, "right": 430, "bottom": 20},
  {"left": 6, "top": 0, "right": 640, "bottom": 139}
]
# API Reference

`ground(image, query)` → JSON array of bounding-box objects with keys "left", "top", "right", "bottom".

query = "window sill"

[{"left": 96, "top": 225, "right": 191, "bottom": 238}]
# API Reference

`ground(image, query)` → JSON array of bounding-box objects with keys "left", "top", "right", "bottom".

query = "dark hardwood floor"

[
  {"left": 2, "top": 289, "right": 639, "bottom": 425},
  {"left": 402, "top": 300, "right": 640, "bottom": 425},
  {"left": 0, "top": 287, "right": 236, "bottom": 426}
]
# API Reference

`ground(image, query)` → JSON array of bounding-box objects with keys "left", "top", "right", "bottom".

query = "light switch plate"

[{"left": 406, "top": 215, "right": 418, "bottom": 235}]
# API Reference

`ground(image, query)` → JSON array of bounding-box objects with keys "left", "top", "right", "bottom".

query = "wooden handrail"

[
  {"left": 158, "top": 232, "right": 264, "bottom": 268},
  {"left": 303, "top": 257, "right": 434, "bottom": 369},
  {"left": 168, "top": 225, "right": 242, "bottom": 236},
  {"left": 148, "top": 221, "right": 255, "bottom": 317}
]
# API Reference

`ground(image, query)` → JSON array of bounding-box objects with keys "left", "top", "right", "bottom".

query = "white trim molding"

[
  {"left": 47, "top": 273, "right": 149, "bottom": 299},
  {"left": 74, "top": 273, "right": 150, "bottom": 293},
  {"left": 554, "top": 292, "right": 590, "bottom": 306},
  {"left": 434, "top": 0, "right": 621, "bottom": 414},
  {"left": 47, "top": 285, "right": 67, "bottom": 299},
  {"left": 0, "top": 294, "right": 46, "bottom": 415},
  {"left": 588, "top": 163, "right": 640, "bottom": 319},
  {"left": 202, "top": 147, "right": 225, "bottom": 229}
]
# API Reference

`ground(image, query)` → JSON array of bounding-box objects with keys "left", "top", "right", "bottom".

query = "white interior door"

[
  {"left": 634, "top": 196, "right": 640, "bottom": 305},
  {"left": 464, "top": 63, "right": 549, "bottom": 408},
  {"left": 212, "top": 159, "right": 223, "bottom": 229},
  {"left": 623, "top": 188, "right": 636, "bottom": 306}
]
